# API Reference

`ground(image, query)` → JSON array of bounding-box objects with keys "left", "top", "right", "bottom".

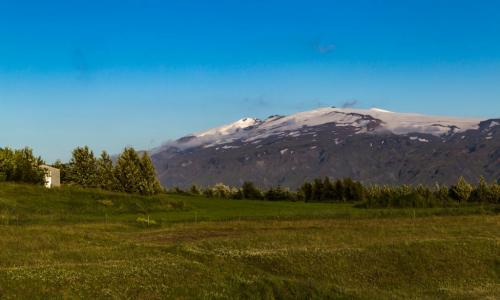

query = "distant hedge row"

[
  {"left": 178, "top": 176, "right": 500, "bottom": 207},
  {"left": 362, "top": 177, "right": 500, "bottom": 208}
]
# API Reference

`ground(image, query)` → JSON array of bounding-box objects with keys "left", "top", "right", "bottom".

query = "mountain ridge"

[{"left": 150, "top": 107, "right": 499, "bottom": 188}]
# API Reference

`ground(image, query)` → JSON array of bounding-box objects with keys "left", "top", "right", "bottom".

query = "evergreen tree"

[
  {"left": 343, "top": 178, "right": 356, "bottom": 201},
  {"left": 311, "top": 178, "right": 324, "bottom": 201},
  {"left": 97, "top": 151, "right": 116, "bottom": 190},
  {"left": 333, "top": 179, "right": 345, "bottom": 201},
  {"left": 114, "top": 147, "right": 143, "bottom": 194},
  {"left": 321, "top": 177, "right": 335, "bottom": 201},
  {"left": 69, "top": 146, "right": 98, "bottom": 187},
  {"left": 471, "top": 176, "right": 497, "bottom": 203},
  {"left": 241, "top": 181, "right": 263, "bottom": 200},
  {"left": 189, "top": 185, "right": 201, "bottom": 195},
  {"left": 139, "top": 152, "right": 163, "bottom": 195},
  {"left": 352, "top": 181, "right": 366, "bottom": 201},
  {"left": 300, "top": 182, "right": 313, "bottom": 202},
  {"left": 265, "top": 185, "right": 291, "bottom": 201},
  {"left": 491, "top": 183, "right": 500, "bottom": 204},
  {"left": 230, "top": 187, "right": 244, "bottom": 199}
]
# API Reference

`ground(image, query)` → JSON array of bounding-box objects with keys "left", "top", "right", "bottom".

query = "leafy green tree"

[
  {"left": 0, "top": 147, "right": 45, "bottom": 184},
  {"left": 97, "top": 151, "right": 116, "bottom": 191},
  {"left": 449, "top": 176, "right": 473, "bottom": 203},
  {"left": 138, "top": 152, "right": 163, "bottom": 195},
  {"left": 203, "top": 187, "right": 214, "bottom": 198},
  {"left": 211, "top": 183, "right": 232, "bottom": 198},
  {"left": 14, "top": 148, "right": 46, "bottom": 184},
  {"left": 470, "top": 176, "right": 499, "bottom": 203},
  {"left": 0, "top": 148, "right": 15, "bottom": 181},
  {"left": 433, "top": 183, "right": 450, "bottom": 202},
  {"left": 230, "top": 187, "right": 244, "bottom": 199},
  {"left": 69, "top": 146, "right": 98, "bottom": 187}
]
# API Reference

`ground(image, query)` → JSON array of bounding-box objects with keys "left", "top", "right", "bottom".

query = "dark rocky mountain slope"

[{"left": 150, "top": 107, "right": 500, "bottom": 188}]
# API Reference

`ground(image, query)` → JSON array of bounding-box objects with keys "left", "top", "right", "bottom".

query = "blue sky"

[{"left": 1, "top": 0, "right": 499, "bottom": 162}]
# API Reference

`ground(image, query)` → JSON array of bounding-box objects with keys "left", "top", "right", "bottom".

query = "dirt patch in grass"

[
  {"left": 136, "top": 228, "right": 243, "bottom": 243},
  {"left": 134, "top": 222, "right": 307, "bottom": 244}
]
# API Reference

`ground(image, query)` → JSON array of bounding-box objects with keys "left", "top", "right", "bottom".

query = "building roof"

[{"left": 40, "top": 165, "right": 60, "bottom": 172}]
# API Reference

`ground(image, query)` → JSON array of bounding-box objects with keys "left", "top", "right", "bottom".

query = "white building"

[{"left": 40, "top": 165, "right": 61, "bottom": 188}]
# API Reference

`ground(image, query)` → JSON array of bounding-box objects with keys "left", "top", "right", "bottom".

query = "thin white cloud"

[{"left": 316, "top": 43, "right": 336, "bottom": 54}]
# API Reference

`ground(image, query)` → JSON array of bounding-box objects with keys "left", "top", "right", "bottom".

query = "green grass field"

[{"left": 0, "top": 183, "right": 499, "bottom": 299}]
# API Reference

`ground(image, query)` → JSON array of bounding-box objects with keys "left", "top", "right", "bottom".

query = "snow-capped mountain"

[
  {"left": 154, "top": 107, "right": 482, "bottom": 152},
  {"left": 151, "top": 107, "right": 499, "bottom": 188}
]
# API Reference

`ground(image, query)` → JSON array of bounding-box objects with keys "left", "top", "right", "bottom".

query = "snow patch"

[
  {"left": 181, "top": 161, "right": 192, "bottom": 167},
  {"left": 370, "top": 107, "right": 393, "bottom": 113},
  {"left": 197, "top": 117, "right": 259, "bottom": 138},
  {"left": 222, "top": 145, "right": 239, "bottom": 150},
  {"left": 155, "top": 107, "right": 485, "bottom": 152},
  {"left": 410, "top": 136, "right": 429, "bottom": 143}
]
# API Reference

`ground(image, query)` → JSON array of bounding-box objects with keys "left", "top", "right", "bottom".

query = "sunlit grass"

[{"left": 0, "top": 183, "right": 498, "bottom": 299}]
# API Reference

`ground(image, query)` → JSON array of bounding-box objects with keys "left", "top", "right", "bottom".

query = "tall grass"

[{"left": 0, "top": 182, "right": 498, "bottom": 298}]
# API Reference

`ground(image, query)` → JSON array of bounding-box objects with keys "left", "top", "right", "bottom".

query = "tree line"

[
  {"left": 181, "top": 176, "right": 500, "bottom": 207},
  {"left": 182, "top": 178, "right": 382, "bottom": 202},
  {"left": 54, "top": 146, "right": 163, "bottom": 195},
  {"left": 2, "top": 145, "right": 499, "bottom": 205},
  {"left": 1, "top": 146, "right": 163, "bottom": 196}
]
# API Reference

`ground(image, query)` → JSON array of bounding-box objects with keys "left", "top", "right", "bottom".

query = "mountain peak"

[
  {"left": 370, "top": 107, "right": 393, "bottom": 113},
  {"left": 158, "top": 107, "right": 486, "bottom": 152},
  {"left": 195, "top": 117, "right": 260, "bottom": 138}
]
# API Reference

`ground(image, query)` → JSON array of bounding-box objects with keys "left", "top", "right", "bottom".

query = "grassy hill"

[{"left": 0, "top": 183, "right": 499, "bottom": 299}]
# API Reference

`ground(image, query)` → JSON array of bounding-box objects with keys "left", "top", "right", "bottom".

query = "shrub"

[
  {"left": 211, "top": 183, "right": 232, "bottom": 199},
  {"left": 264, "top": 186, "right": 293, "bottom": 201},
  {"left": 241, "top": 181, "right": 263, "bottom": 200},
  {"left": 449, "top": 177, "right": 473, "bottom": 203},
  {"left": 189, "top": 185, "right": 201, "bottom": 195},
  {"left": 136, "top": 216, "right": 158, "bottom": 226}
]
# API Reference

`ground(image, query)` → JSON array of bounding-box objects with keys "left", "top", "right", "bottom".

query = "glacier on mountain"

[{"left": 155, "top": 107, "right": 483, "bottom": 152}]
